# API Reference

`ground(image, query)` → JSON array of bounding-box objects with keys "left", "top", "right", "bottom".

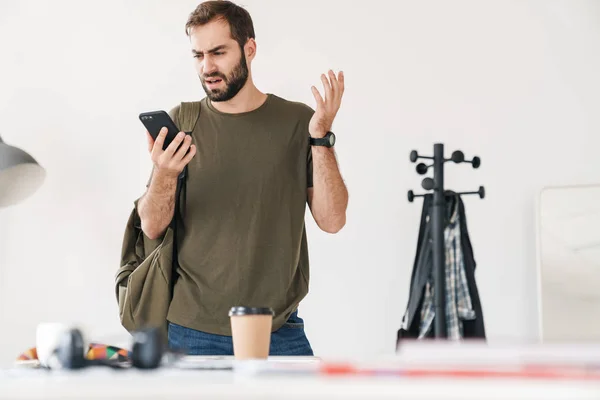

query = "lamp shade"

[{"left": 0, "top": 136, "right": 46, "bottom": 207}]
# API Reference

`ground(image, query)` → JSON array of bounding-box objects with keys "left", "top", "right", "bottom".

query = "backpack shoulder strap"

[
  {"left": 169, "top": 100, "right": 201, "bottom": 293},
  {"left": 177, "top": 101, "right": 202, "bottom": 134},
  {"left": 172, "top": 100, "right": 201, "bottom": 197}
]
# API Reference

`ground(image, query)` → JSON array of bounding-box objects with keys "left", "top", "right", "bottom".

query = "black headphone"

[{"left": 52, "top": 327, "right": 165, "bottom": 370}]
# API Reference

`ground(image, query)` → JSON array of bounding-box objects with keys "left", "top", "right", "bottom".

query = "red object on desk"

[{"left": 319, "top": 362, "right": 600, "bottom": 381}]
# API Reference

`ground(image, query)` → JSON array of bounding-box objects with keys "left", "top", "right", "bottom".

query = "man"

[{"left": 136, "top": 0, "right": 348, "bottom": 356}]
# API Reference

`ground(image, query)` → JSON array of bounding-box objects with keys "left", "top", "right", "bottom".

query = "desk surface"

[{"left": 2, "top": 357, "right": 599, "bottom": 400}]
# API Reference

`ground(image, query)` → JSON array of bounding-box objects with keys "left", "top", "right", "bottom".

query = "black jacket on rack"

[{"left": 397, "top": 191, "right": 486, "bottom": 344}]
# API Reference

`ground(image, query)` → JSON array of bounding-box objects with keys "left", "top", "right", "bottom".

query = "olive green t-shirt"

[{"left": 164, "top": 93, "right": 314, "bottom": 336}]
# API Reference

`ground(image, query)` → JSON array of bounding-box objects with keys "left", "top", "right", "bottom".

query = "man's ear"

[{"left": 244, "top": 38, "right": 257, "bottom": 61}]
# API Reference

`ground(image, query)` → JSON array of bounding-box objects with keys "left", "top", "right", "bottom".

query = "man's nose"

[{"left": 203, "top": 57, "right": 217, "bottom": 75}]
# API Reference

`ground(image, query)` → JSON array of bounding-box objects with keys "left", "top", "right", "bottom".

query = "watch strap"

[
  {"left": 309, "top": 131, "right": 335, "bottom": 147},
  {"left": 309, "top": 136, "right": 328, "bottom": 146}
]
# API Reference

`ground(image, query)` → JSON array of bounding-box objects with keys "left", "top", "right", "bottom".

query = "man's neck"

[{"left": 209, "top": 81, "right": 268, "bottom": 114}]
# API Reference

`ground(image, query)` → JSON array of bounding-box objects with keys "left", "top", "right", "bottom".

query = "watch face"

[{"left": 328, "top": 133, "right": 336, "bottom": 146}]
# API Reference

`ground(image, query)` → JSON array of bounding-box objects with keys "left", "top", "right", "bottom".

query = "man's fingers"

[
  {"left": 320, "top": 74, "right": 332, "bottom": 102},
  {"left": 180, "top": 144, "right": 197, "bottom": 166},
  {"left": 337, "top": 70, "right": 345, "bottom": 102},
  {"left": 328, "top": 70, "right": 339, "bottom": 98},
  {"left": 146, "top": 131, "right": 154, "bottom": 153},
  {"left": 311, "top": 86, "right": 324, "bottom": 108},
  {"left": 164, "top": 131, "right": 186, "bottom": 156},
  {"left": 174, "top": 134, "right": 192, "bottom": 160},
  {"left": 153, "top": 127, "right": 168, "bottom": 153}
]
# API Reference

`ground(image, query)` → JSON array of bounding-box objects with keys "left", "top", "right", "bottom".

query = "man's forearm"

[
  {"left": 137, "top": 171, "right": 178, "bottom": 240},
  {"left": 310, "top": 147, "right": 348, "bottom": 233}
]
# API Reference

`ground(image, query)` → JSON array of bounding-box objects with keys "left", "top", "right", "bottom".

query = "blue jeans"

[{"left": 167, "top": 311, "right": 314, "bottom": 356}]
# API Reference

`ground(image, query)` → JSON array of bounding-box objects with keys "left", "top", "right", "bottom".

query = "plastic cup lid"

[{"left": 228, "top": 307, "right": 274, "bottom": 317}]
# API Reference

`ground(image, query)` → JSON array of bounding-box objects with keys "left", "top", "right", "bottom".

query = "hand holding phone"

[
  {"left": 140, "top": 111, "right": 182, "bottom": 150},
  {"left": 140, "top": 110, "right": 196, "bottom": 178}
]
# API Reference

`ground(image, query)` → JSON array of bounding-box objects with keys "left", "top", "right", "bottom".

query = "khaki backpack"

[{"left": 114, "top": 101, "right": 201, "bottom": 343}]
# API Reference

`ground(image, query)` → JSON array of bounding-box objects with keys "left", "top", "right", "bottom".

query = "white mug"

[{"left": 36, "top": 322, "right": 84, "bottom": 367}]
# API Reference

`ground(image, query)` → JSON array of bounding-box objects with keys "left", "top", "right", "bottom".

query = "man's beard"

[{"left": 200, "top": 50, "right": 249, "bottom": 102}]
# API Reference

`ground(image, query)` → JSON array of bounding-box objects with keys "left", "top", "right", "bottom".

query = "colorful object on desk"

[
  {"left": 16, "top": 347, "right": 38, "bottom": 362},
  {"left": 17, "top": 343, "right": 129, "bottom": 363},
  {"left": 86, "top": 343, "right": 129, "bottom": 362}
]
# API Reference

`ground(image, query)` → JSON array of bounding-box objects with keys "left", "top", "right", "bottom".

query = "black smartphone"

[{"left": 139, "top": 110, "right": 182, "bottom": 150}]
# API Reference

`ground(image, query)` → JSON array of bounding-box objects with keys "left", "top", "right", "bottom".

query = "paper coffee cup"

[{"left": 228, "top": 307, "right": 274, "bottom": 360}]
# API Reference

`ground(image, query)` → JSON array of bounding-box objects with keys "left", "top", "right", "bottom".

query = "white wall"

[
  {"left": 1, "top": 0, "right": 599, "bottom": 367},
  {"left": 537, "top": 185, "right": 600, "bottom": 342}
]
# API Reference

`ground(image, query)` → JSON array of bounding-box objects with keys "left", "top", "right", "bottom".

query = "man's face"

[{"left": 189, "top": 19, "right": 249, "bottom": 102}]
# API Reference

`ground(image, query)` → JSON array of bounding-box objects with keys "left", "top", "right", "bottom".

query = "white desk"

[{"left": 2, "top": 357, "right": 599, "bottom": 400}]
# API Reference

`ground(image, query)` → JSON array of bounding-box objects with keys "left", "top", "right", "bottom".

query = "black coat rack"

[{"left": 407, "top": 143, "right": 484, "bottom": 338}]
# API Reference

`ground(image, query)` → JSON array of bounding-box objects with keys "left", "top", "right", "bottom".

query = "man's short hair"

[{"left": 185, "top": 1, "right": 256, "bottom": 48}]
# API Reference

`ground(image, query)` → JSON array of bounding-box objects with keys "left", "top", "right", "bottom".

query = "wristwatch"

[{"left": 309, "top": 131, "right": 336, "bottom": 148}]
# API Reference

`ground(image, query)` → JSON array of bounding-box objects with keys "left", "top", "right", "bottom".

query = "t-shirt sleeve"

[{"left": 302, "top": 103, "right": 315, "bottom": 189}]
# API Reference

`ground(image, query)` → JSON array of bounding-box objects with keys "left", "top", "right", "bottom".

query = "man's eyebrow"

[{"left": 192, "top": 45, "right": 227, "bottom": 55}]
